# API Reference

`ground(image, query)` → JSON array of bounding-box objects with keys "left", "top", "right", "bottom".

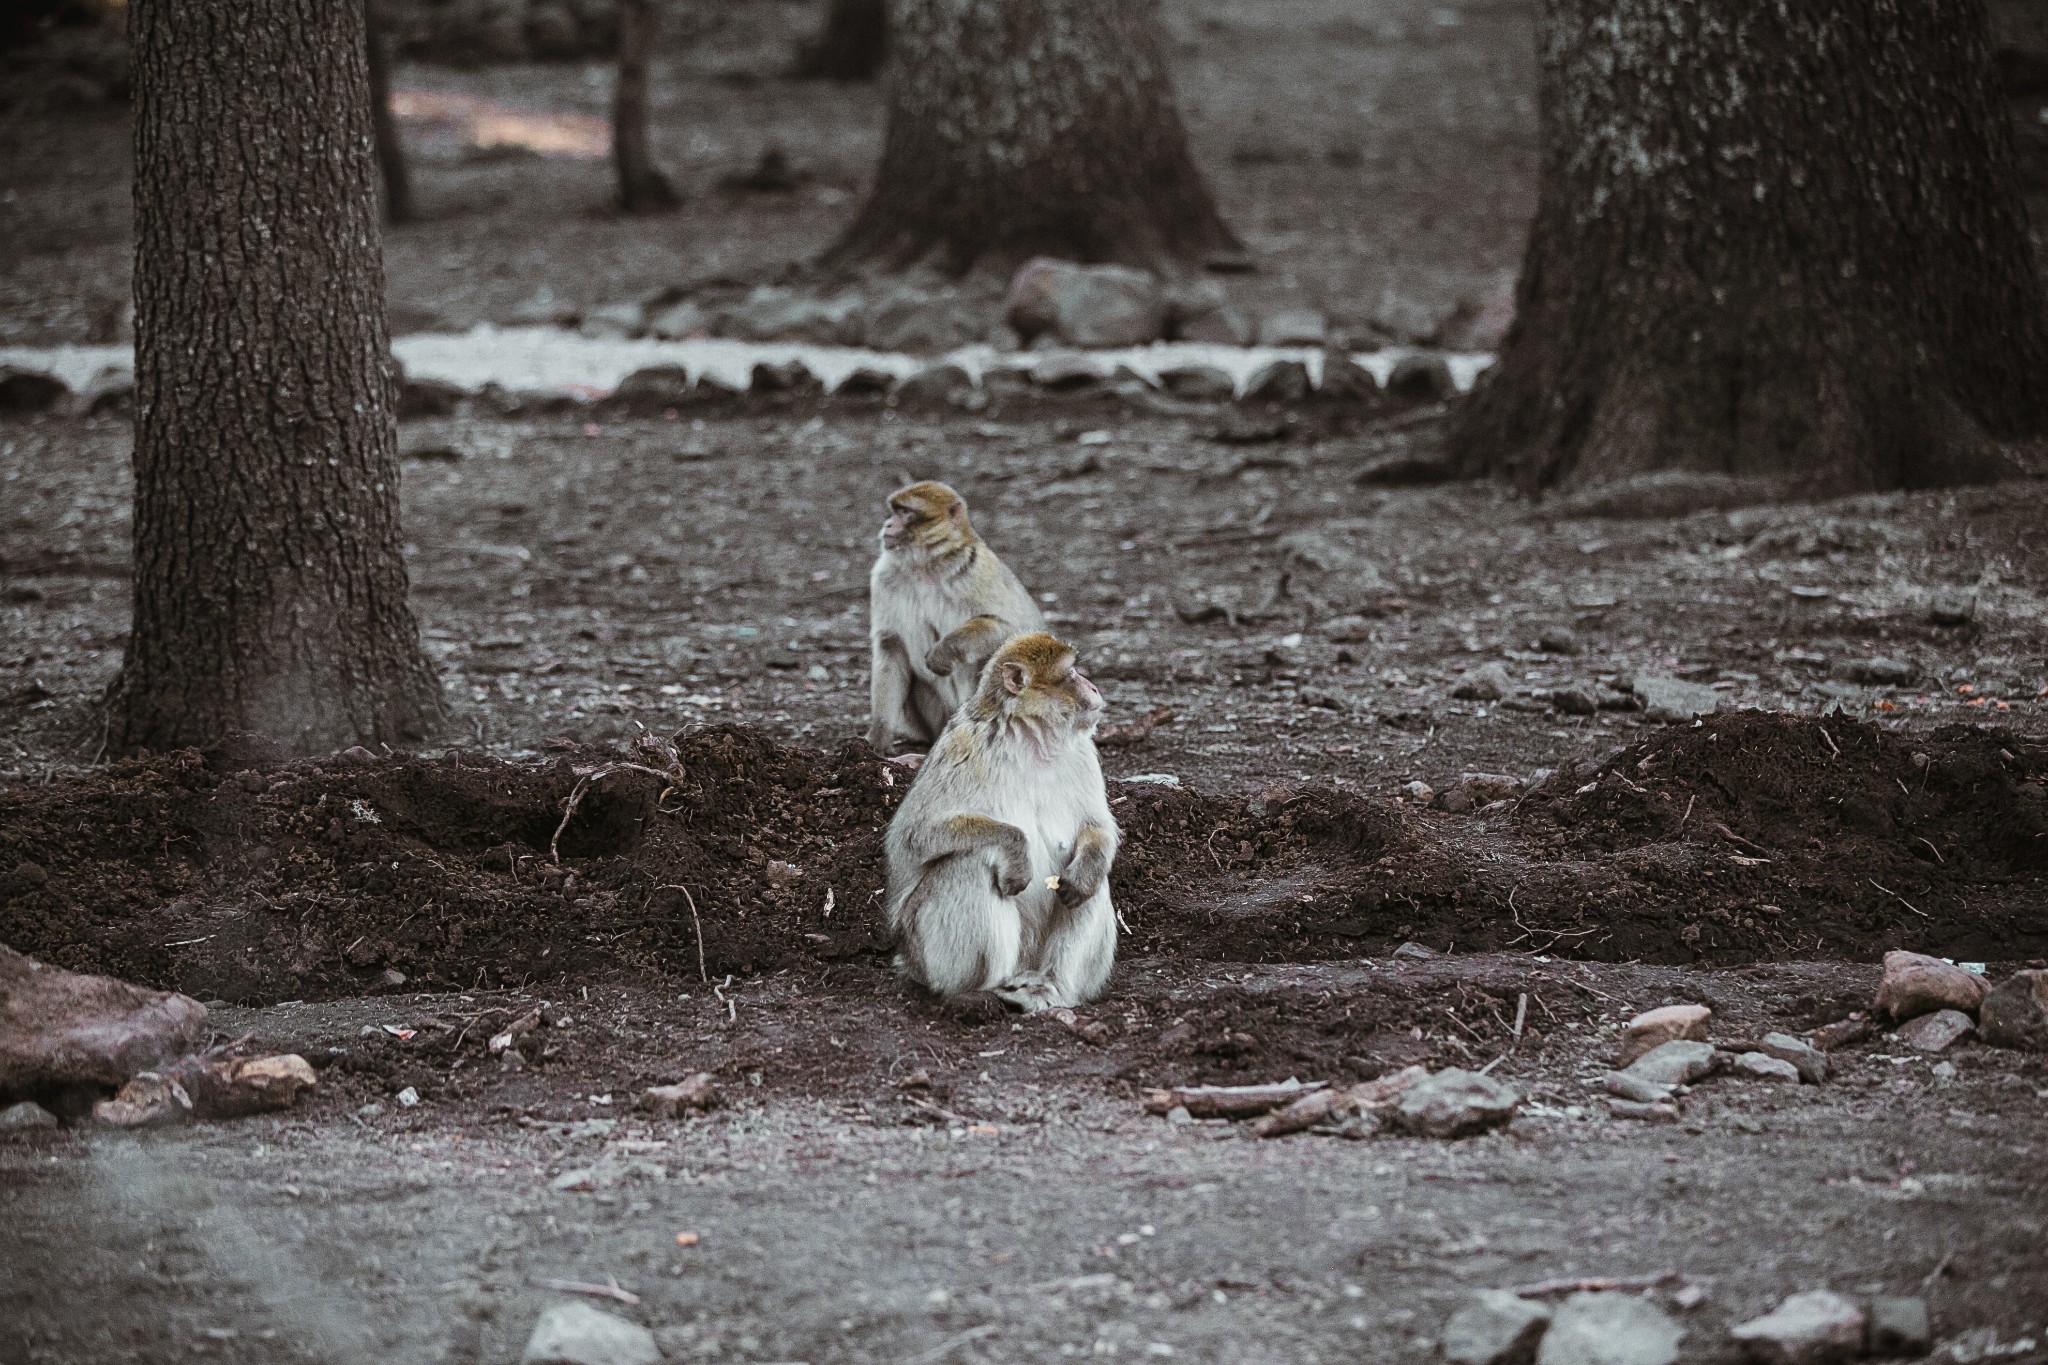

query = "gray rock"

[
  {"left": 0, "top": 1100, "right": 59, "bottom": 1130},
  {"left": 1386, "top": 1068, "right": 1519, "bottom": 1138},
  {"left": 894, "top": 363, "right": 975, "bottom": 407},
  {"left": 1318, "top": 351, "right": 1380, "bottom": 402},
  {"left": 1, "top": 945, "right": 208, "bottom": 1109},
  {"left": 1535, "top": 1292, "right": 1683, "bottom": 1365},
  {"left": 1977, "top": 969, "right": 2048, "bottom": 1052},
  {"left": 0, "top": 367, "right": 69, "bottom": 415},
  {"left": 1443, "top": 1289, "right": 1552, "bottom": 1365},
  {"left": 1257, "top": 308, "right": 1328, "bottom": 347},
  {"left": 1031, "top": 351, "right": 1112, "bottom": 390},
  {"left": 1728, "top": 1289, "right": 1864, "bottom": 1364},
  {"left": 1273, "top": 530, "right": 1387, "bottom": 616},
  {"left": 748, "top": 360, "right": 821, "bottom": 395},
  {"left": 723, "top": 287, "right": 864, "bottom": 344},
  {"left": 1006, "top": 258, "right": 1165, "bottom": 348},
  {"left": 1605, "top": 1070, "right": 1676, "bottom": 1104},
  {"left": 73, "top": 367, "right": 134, "bottom": 417},
  {"left": 866, "top": 286, "right": 980, "bottom": 353},
  {"left": 1452, "top": 662, "right": 1513, "bottom": 702},
  {"left": 646, "top": 298, "right": 710, "bottom": 340},
  {"left": 1755, "top": 1032, "right": 1828, "bottom": 1085},
  {"left": 579, "top": 301, "right": 646, "bottom": 340},
  {"left": 520, "top": 1302, "right": 661, "bottom": 1365},
  {"left": 1392, "top": 941, "right": 1440, "bottom": 961},
  {"left": 1865, "top": 1297, "right": 1930, "bottom": 1358},
  {"left": 1731, "top": 1052, "right": 1801, "bottom": 1084},
  {"left": 1873, "top": 951, "right": 1987, "bottom": 1021},
  {"left": 1159, "top": 365, "right": 1236, "bottom": 402},
  {"left": 1927, "top": 589, "right": 1975, "bottom": 627},
  {"left": 1604, "top": 1098, "right": 1680, "bottom": 1123},
  {"left": 1552, "top": 685, "right": 1599, "bottom": 716},
  {"left": 1298, "top": 685, "right": 1365, "bottom": 713},
  {"left": 1893, "top": 1008, "right": 1974, "bottom": 1053},
  {"left": 1320, "top": 614, "right": 1376, "bottom": 644},
  {"left": 1633, "top": 676, "right": 1720, "bottom": 723},
  {"left": 1387, "top": 351, "right": 1457, "bottom": 402},
  {"left": 1243, "top": 358, "right": 1311, "bottom": 404},
  {"left": 1535, "top": 627, "right": 1579, "bottom": 654},
  {"left": 1833, "top": 656, "right": 1915, "bottom": 687},
  {"left": 1621, "top": 1039, "right": 1717, "bottom": 1090},
  {"left": 398, "top": 375, "right": 466, "bottom": 419}
]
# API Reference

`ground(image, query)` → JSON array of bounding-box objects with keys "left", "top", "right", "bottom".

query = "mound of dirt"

[{"left": 1, "top": 717, "right": 2043, "bottom": 1006}]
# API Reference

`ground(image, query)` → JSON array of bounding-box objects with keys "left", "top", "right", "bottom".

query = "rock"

[
  {"left": 1618, "top": 1004, "right": 1713, "bottom": 1066},
  {"left": 1893, "top": 1008, "right": 1975, "bottom": 1053},
  {"left": 0, "top": 367, "right": 69, "bottom": 415},
  {"left": 1438, "top": 773, "right": 1520, "bottom": 815},
  {"left": 73, "top": 367, "right": 134, "bottom": 417},
  {"left": 1401, "top": 780, "right": 1436, "bottom": 805},
  {"left": 1385, "top": 1068, "right": 1519, "bottom": 1138},
  {"left": 1005, "top": 258, "right": 1165, "bottom": 348},
  {"left": 177, "top": 1053, "right": 318, "bottom": 1118},
  {"left": 1299, "top": 685, "right": 1365, "bottom": 713},
  {"left": 1256, "top": 308, "right": 1328, "bottom": 347},
  {"left": 1604, "top": 1071, "right": 1675, "bottom": 1104},
  {"left": 608, "top": 365, "right": 692, "bottom": 414},
  {"left": 520, "top": 1301, "right": 661, "bottom": 1365},
  {"left": 1321, "top": 614, "right": 1376, "bottom": 643},
  {"left": 1370, "top": 295, "right": 1447, "bottom": 345},
  {"left": 550, "top": 1167, "right": 599, "bottom": 1192},
  {"left": 639, "top": 1073, "right": 718, "bottom": 1118},
  {"left": 0, "top": 946, "right": 208, "bottom": 1110},
  {"left": 1927, "top": 589, "right": 1976, "bottom": 627},
  {"left": 749, "top": 359, "right": 821, "bottom": 396},
  {"left": 1731, "top": 1052, "right": 1801, "bottom": 1083},
  {"left": 1552, "top": 685, "right": 1599, "bottom": 716},
  {"left": 1175, "top": 305, "right": 1252, "bottom": 345},
  {"left": 1604, "top": 1098, "right": 1680, "bottom": 1122},
  {"left": 1977, "top": 969, "right": 2048, "bottom": 1051},
  {"left": 1833, "top": 656, "right": 1915, "bottom": 687},
  {"left": 0, "top": 1100, "right": 59, "bottom": 1130},
  {"left": 646, "top": 298, "right": 710, "bottom": 340},
  {"left": 1632, "top": 676, "right": 1720, "bottom": 723},
  {"left": 1620, "top": 1039, "right": 1717, "bottom": 1090},
  {"left": 1535, "top": 627, "right": 1579, "bottom": 654},
  {"left": 1872, "top": 950, "right": 1988, "bottom": 1021},
  {"left": 1452, "top": 662, "right": 1513, "bottom": 702},
  {"left": 1387, "top": 351, "right": 1457, "bottom": 402},
  {"left": 1755, "top": 1032, "right": 1828, "bottom": 1085},
  {"left": 1865, "top": 1297, "right": 1930, "bottom": 1358},
  {"left": 833, "top": 367, "right": 896, "bottom": 397},
  {"left": 1031, "top": 351, "right": 1112, "bottom": 391},
  {"left": 1728, "top": 1289, "right": 1864, "bottom": 1365},
  {"left": 1242, "top": 358, "right": 1311, "bottom": 404},
  {"left": 1443, "top": 1289, "right": 1553, "bottom": 1365},
  {"left": 1318, "top": 351, "right": 1379, "bottom": 402},
  {"left": 1806, "top": 1013, "right": 1873, "bottom": 1052},
  {"left": 1535, "top": 1292, "right": 1683, "bottom": 1365},
  {"left": 894, "top": 362, "right": 975, "bottom": 408},
  {"left": 579, "top": 301, "right": 646, "bottom": 340},
  {"left": 865, "top": 286, "right": 979, "bottom": 353},
  {"left": 92, "top": 1070, "right": 193, "bottom": 1128},
  {"left": 1159, "top": 365, "right": 1236, "bottom": 402},
  {"left": 398, "top": 375, "right": 466, "bottom": 418}
]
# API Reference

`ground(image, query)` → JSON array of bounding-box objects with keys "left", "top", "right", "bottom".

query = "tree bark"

[
  {"left": 111, "top": 0, "right": 444, "bottom": 757},
  {"left": 365, "top": 0, "right": 416, "bottom": 225},
  {"left": 822, "top": 0, "right": 1239, "bottom": 275},
  {"left": 1453, "top": 0, "right": 2048, "bottom": 496},
  {"left": 613, "top": 0, "right": 679, "bottom": 213},
  {"left": 792, "top": 0, "right": 887, "bottom": 82}
]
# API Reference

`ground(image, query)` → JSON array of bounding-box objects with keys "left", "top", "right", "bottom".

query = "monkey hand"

[
  {"left": 922, "top": 640, "right": 956, "bottom": 676},
  {"left": 992, "top": 832, "right": 1033, "bottom": 898},
  {"left": 1055, "top": 863, "right": 1103, "bottom": 907}
]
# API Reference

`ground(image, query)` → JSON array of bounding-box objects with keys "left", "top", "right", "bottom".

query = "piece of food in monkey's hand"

[{"left": 1045, "top": 876, "right": 1061, "bottom": 891}]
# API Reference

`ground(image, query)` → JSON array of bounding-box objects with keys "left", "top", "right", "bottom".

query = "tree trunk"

[
  {"left": 111, "top": 0, "right": 444, "bottom": 757},
  {"left": 792, "top": 0, "right": 887, "bottom": 82},
  {"left": 823, "top": 0, "right": 1239, "bottom": 274},
  {"left": 365, "top": 0, "right": 416, "bottom": 225},
  {"left": 613, "top": 0, "right": 679, "bottom": 213},
  {"left": 1453, "top": 0, "right": 2048, "bottom": 496}
]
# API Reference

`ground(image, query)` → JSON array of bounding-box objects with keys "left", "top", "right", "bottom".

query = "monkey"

[
  {"left": 882, "top": 631, "right": 1119, "bottom": 1013},
  {"left": 867, "top": 480, "right": 1045, "bottom": 755}
]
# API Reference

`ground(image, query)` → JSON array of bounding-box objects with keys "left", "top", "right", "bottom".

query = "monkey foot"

[{"left": 992, "top": 974, "right": 1069, "bottom": 1013}]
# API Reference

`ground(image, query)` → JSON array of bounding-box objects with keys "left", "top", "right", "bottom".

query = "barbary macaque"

[
  {"left": 867, "top": 480, "right": 1044, "bottom": 754},
  {"left": 883, "top": 632, "right": 1119, "bottom": 1012}
]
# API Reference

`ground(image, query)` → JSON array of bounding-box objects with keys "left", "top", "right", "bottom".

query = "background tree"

[
  {"left": 822, "top": 0, "right": 1238, "bottom": 274},
  {"left": 792, "top": 0, "right": 887, "bottom": 82},
  {"left": 110, "top": 0, "right": 444, "bottom": 756},
  {"left": 365, "top": 0, "right": 416, "bottom": 225},
  {"left": 1453, "top": 0, "right": 2048, "bottom": 496},
  {"left": 613, "top": 0, "right": 679, "bottom": 212}
]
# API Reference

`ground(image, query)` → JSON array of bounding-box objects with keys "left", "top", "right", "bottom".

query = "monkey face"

[
  {"left": 880, "top": 481, "right": 967, "bottom": 553},
  {"left": 990, "top": 633, "right": 1104, "bottom": 730}
]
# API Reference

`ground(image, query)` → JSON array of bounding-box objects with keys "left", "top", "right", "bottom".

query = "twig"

[
  {"left": 1097, "top": 706, "right": 1176, "bottom": 750},
  {"left": 1869, "top": 879, "right": 1929, "bottom": 918},
  {"left": 902, "top": 1324, "right": 1000, "bottom": 1365},
  {"left": 1913, "top": 837, "right": 1945, "bottom": 866},
  {"left": 903, "top": 1094, "right": 975, "bottom": 1126},
  {"left": 1919, "top": 1248, "right": 1954, "bottom": 1294},
  {"left": 661, "top": 884, "right": 708, "bottom": 982},
  {"left": 1512, "top": 993, "right": 1528, "bottom": 1040},
  {"left": 712, "top": 973, "right": 736, "bottom": 1022},
  {"left": 1818, "top": 726, "right": 1841, "bottom": 759},
  {"left": 1675, "top": 794, "right": 1695, "bottom": 834},
  {"left": 530, "top": 1276, "right": 640, "bottom": 1306},
  {"left": 1510, "top": 1269, "right": 1678, "bottom": 1298}
]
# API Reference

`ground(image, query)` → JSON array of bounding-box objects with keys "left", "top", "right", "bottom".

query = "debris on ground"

[
  {"left": 519, "top": 1300, "right": 661, "bottom": 1365},
  {"left": 1865, "top": 1297, "right": 1931, "bottom": 1358},
  {"left": 1727, "top": 1289, "right": 1865, "bottom": 1364},
  {"left": 638, "top": 1073, "right": 718, "bottom": 1118},
  {"left": 1142, "top": 1078, "right": 1325, "bottom": 1120},
  {"left": 1383, "top": 1067, "right": 1519, "bottom": 1138},
  {"left": 0, "top": 945, "right": 208, "bottom": 1117},
  {"left": 92, "top": 1051, "right": 317, "bottom": 1127}
]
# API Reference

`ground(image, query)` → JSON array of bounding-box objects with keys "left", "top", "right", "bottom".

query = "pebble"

[
  {"left": 1535, "top": 1292, "right": 1683, "bottom": 1365},
  {"left": 1442, "top": 1288, "right": 1553, "bottom": 1365},
  {"left": 1242, "top": 357, "right": 1310, "bottom": 403},
  {"left": 1621, "top": 1040, "right": 1717, "bottom": 1089},
  {"left": 1401, "top": 780, "right": 1436, "bottom": 805},
  {"left": 1727, "top": 1289, "right": 1864, "bottom": 1365},
  {"left": 1865, "top": 1297, "right": 1930, "bottom": 1358},
  {"left": 550, "top": 1168, "right": 600, "bottom": 1192},
  {"left": 1978, "top": 968, "right": 2048, "bottom": 1052},
  {"left": 1386, "top": 1068, "right": 1519, "bottom": 1139},
  {"left": 1731, "top": 1052, "right": 1801, "bottom": 1084},
  {"left": 1893, "top": 1008, "right": 1975, "bottom": 1053},
  {"left": 1618, "top": 1004, "right": 1713, "bottom": 1066},
  {"left": 1535, "top": 627, "right": 1579, "bottom": 654},
  {"left": 1387, "top": 351, "right": 1456, "bottom": 402},
  {"left": 1604, "top": 1070, "right": 1676, "bottom": 1104},
  {"left": 1632, "top": 676, "right": 1720, "bottom": 723},
  {"left": 0, "top": 1100, "right": 58, "bottom": 1130},
  {"left": 1255, "top": 308, "right": 1328, "bottom": 347},
  {"left": 1604, "top": 1098, "right": 1680, "bottom": 1123},
  {"left": 520, "top": 1302, "right": 661, "bottom": 1365},
  {"left": 1320, "top": 614, "right": 1376, "bottom": 643},
  {"left": 1927, "top": 589, "right": 1976, "bottom": 627},
  {"left": 1393, "top": 941, "right": 1440, "bottom": 961},
  {"left": 639, "top": 1073, "right": 718, "bottom": 1118},
  {"left": 1551, "top": 685, "right": 1599, "bottom": 716},
  {"left": 1872, "top": 951, "right": 1988, "bottom": 1021},
  {"left": 1452, "top": 661, "right": 1513, "bottom": 702},
  {"left": 1834, "top": 656, "right": 1915, "bottom": 686},
  {"left": 1755, "top": 1032, "right": 1828, "bottom": 1084}
]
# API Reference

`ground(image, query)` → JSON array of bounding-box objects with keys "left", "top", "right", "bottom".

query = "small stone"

[
  {"left": 1006, "top": 258, "right": 1165, "bottom": 348},
  {"left": 1298, "top": 685, "right": 1364, "bottom": 713},
  {"left": 1632, "top": 676, "right": 1720, "bottom": 723},
  {"left": 1603, "top": 1098, "right": 1679, "bottom": 1122},
  {"left": 1893, "top": 1008, "right": 1974, "bottom": 1053},
  {"left": 1535, "top": 1292, "right": 1683, "bottom": 1365},
  {"left": 1872, "top": 950, "right": 1988, "bottom": 1021},
  {"left": 639, "top": 1073, "right": 718, "bottom": 1118},
  {"left": 1159, "top": 365, "right": 1236, "bottom": 402},
  {"left": 1440, "top": 773, "right": 1519, "bottom": 815},
  {"left": 550, "top": 1167, "right": 600, "bottom": 1192},
  {"left": 1728, "top": 1289, "right": 1865, "bottom": 1365},
  {"left": 1755, "top": 1033, "right": 1828, "bottom": 1085},
  {"left": 1604, "top": 1071, "right": 1676, "bottom": 1104},
  {"left": 1618, "top": 1004, "right": 1713, "bottom": 1066},
  {"left": 1386, "top": 1068, "right": 1519, "bottom": 1139},
  {"left": 520, "top": 1301, "right": 661, "bottom": 1365},
  {"left": 0, "top": 1100, "right": 59, "bottom": 1130},
  {"left": 1442, "top": 1289, "right": 1553, "bottom": 1365},
  {"left": 1731, "top": 1052, "right": 1801, "bottom": 1084},
  {"left": 1452, "top": 661, "right": 1513, "bottom": 702},
  {"left": 610, "top": 365, "right": 694, "bottom": 413},
  {"left": 92, "top": 1070, "right": 193, "bottom": 1128},
  {"left": 1392, "top": 941, "right": 1440, "bottom": 961},
  {"left": 1978, "top": 968, "right": 2048, "bottom": 1052},
  {"left": 646, "top": 298, "right": 710, "bottom": 340},
  {"left": 1387, "top": 351, "right": 1457, "bottom": 403},
  {"left": 1865, "top": 1297, "right": 1930, "bottom": 1358},
  {"left": 1621, "top": 1039, "right": 1717, "bottom": 1089},
  {"left": 1318, "top": 352, "right": 1379, "bottom": 402},
  {"left": 1165, "top": 1105, "right": 1193, "bottom": 1125},
  {"left": 806, "top": 664, "right": 830, "bottom": 682},
  {"left": 1535, "top": 627, "right": 1579, "bottom": 654},
  {"left": 1806, "top": 1014, "right": 1872, "bottom": 1052},
  {"left": 1927, "top": 589, "right": 1975, "bottom": 627},
  {"left": 1320, "top": 614, "right": 1375, "bottom": 643},
  {"left": 1833, "top": 656, "right": 1915, "bottom": 686},
  {"left": 1401, "top": 780, "right": 1436, "bottom": 805},
  {"left": 579, "top": 301, "right": 645, "bottom": 340},
  {"left": 0, "top": 367, "right": 69, "bottom": 414},
  {"left": 1256, "top": 308, "right": 1328, "bottom": 347},
  {"left": 894, "top": 362, "right": 974, "bottom": 407},
  {"left": 1552, "top": 685, "right": 1599, "bottom": 716},
  {"left": 1242, "top": 358, "right": 1310, "bottom": 404}
]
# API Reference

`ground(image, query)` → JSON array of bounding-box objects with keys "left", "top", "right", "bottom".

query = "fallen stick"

[
  {"left": 1142, "top": 1079, "right": 1326, "bottom": 1119},
  {"left": 530, "top": 1276, "right": 641, "bottom": 1306},
  {"left": 1098, "top": 706, "right": 1176, "bottom": 750},
  {"left": 1250, "top": 1087, "right": 1352, "bottom": 1138},
  {"left": 1510, "top": 1269, "right": 1679, "bottom": 1298}
]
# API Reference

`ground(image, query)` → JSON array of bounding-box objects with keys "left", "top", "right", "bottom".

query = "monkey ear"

[
  {"left": 947, "top": 500, "right": 967, "bottom": 525},
  {"left": 999, "top": 661, "right": 1029, "bottom": 696}
]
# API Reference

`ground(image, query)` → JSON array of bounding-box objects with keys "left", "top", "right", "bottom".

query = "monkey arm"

[
  {"left": 903, "top": 812, "right": 1033, "bottom": 896},
  {"left": 868, "top": 633, "right": 924, "bottom": 752},
  {"left": 1055, "top": 823, "right": 1118, "bottom": 908},
  {"left": 923, "top": 614, "right": 1012, "bottom": 677}
]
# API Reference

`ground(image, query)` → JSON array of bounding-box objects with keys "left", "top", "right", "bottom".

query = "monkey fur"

[
  {"left": 883, "top": 632, "right": 1119, "bottom": 1012},
  {"left": 867, "top": 480, "right": 1045, "bottom": 754}
]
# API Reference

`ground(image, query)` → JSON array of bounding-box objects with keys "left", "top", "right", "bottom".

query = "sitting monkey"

[
  {"left": 867, "top": 480, "right": 1044, "bottom": 754},
  {"left": 883, "top": 632, "right": 1119, "bottom": 1012}
]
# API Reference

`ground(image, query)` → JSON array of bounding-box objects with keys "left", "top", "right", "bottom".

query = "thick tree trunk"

[
  {"left": 823, "top": 0, "right": 1239, "bottom": 274},
  {"left": 111, "top": 0, "right": 444, "bottom": 757},
  {"left": 365, "top": 0, "right": 416, "bottom": 225},
  {"left": 613, "top": 0, "right": 679, "bottom": 213},
  {"left": 792, "top": 0, "right": 887, "bottom": 82},
  {"left": 1453, "top": 0, "right": 2048, "bottom": 496}
]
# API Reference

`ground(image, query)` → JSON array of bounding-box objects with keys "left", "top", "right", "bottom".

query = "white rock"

[
  {"left": 1387, "top": 1068, "right": 1519, "bottom": 1139},
  {"left": 1893, "top": 1008, "right": 1974, "bottom": 1053},
  {"left": 520, "top": 1302, "right": 661, "bottom": 1365},
  {"left": 1730, "top": 1052, "right": 1801, "bottom": 1084},
  {"left": 1535, "top": 1292, "right": 1683, "bottom": 1365},
  {"left": 1755, "top": 1032, "right": 1827, "bottom": 1084},
  {"left": 1727, "top": 1289, "right": 1864, "bottom": 1364},
  {"left": 1632, "top": 676, "right": 1720, "bottom": 724},
  {"left": 1618, "top": 1005, "right": 1712, "bottom": 1066},
  {"left": 1442, "top": 1288, "right": 1552, "bottom": 1365},
  {"left": 1620, "top": 1039, "right": 1716, "bottom": 1089}
]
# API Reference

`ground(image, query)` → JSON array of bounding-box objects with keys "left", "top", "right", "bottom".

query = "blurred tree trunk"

[
  {"left": 822, "top": 0, "right": 1238, "bottom": 274},
  {"left": 613, "top": 0, "right": 679, "bottom": 212},
  {"left": 365, "top": 0, "right": 415, "bottom": 225},
  {"left": 792, "top": 0, "right": 887, "bottom": 82},
  {"left": 111, "top": 0, "right": 444, "bottom": 757},
  {"left": 1453, "top": 0, "right": 2048, "bottom": 496}
]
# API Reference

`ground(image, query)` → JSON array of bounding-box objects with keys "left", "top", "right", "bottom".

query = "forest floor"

[{"left": 6, "top": 0, "right": 2048, "bottom": 1360}]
